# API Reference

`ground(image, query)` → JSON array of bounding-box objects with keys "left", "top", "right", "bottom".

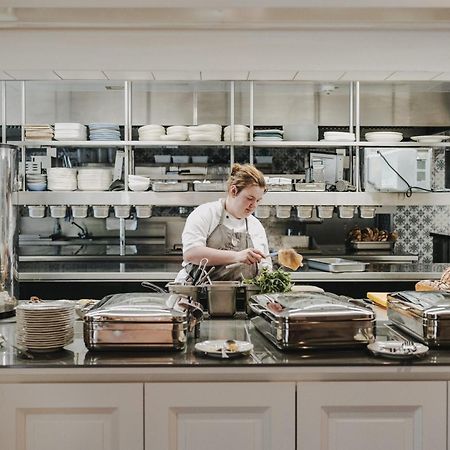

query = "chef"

[{"left": 175, "top": 163, "right": 272, "bottom": 282}]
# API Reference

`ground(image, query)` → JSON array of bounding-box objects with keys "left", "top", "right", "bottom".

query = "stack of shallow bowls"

[
  {"left": 26, "top": 173, "right": 47, "bottom": 191},
  {"left": 163, "top": 125, "right": 188, "bottom": 141},
  {"left": 138, "top": 124, "right": 165, "bottom": 141},
  {"left": 47, "top": 168, "right": 77, "bottom": 191},
  {"left": 16, "top": 299, "right": 75, "bottom": 353},
  {"left": 89, "top": 123, "right": 121, "bottom": 141},
  {"left": 77, "top": 168, "right": 112, "bottom": 191},
  {"left": 224, "top": 125, "right": 249, "bottom": 142},
  {"left": 365, "top": 131, "right": 403, "bottom": 142},
  {"left": 323, "top": 131, "right": 355, "bottom": 142},
  {"left": 188, "top": 124, "right": 222, "bottom": 141},
  {"left": 128, "top": 174, "right": 150, "bottom": 191}
]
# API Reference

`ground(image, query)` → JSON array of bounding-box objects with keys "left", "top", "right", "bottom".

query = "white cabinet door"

[
  {"left": 145, "top": 382, "right": 295, "bottom": 450},
  {"left": 0, "top": 383, "right": 143, "bottom": 450},
  {"left": 298, "top": 381, "right": 446, "bottom": 450}
]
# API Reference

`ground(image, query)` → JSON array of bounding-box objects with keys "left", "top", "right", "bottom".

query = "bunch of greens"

[{"left": 244, "top": 267, "right": 292, "bottom": 294}]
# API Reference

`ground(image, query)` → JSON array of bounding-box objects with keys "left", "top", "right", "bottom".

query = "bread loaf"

[{"left": 415, "top": 280, "right": 440, "bottom": 291}]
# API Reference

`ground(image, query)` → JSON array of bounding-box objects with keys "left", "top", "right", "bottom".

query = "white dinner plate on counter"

[{"left": 195, "top": 340, "right": 253, "bottom": 358}]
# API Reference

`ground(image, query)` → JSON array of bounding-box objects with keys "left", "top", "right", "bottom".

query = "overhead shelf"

[{"left": 14, "top": 191, "right": 450, "bottom": 206}]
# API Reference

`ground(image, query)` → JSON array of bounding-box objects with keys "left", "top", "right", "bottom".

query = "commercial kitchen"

[{"left": 1, "top": 2, "right": 450, "bottom": 449}]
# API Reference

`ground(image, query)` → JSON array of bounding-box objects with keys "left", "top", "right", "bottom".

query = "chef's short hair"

[{"left": 227, "top": 163, "right": 267, "bottom": 194}]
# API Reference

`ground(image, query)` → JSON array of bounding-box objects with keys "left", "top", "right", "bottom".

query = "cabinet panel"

[
  {"left": 145, "top": 382, "right": 295, "bottom": 450},
  {"left": 0, "top": 383, "right": 143, "bottom": 450},
  {"left": 297, "top": 381, "right": 446, "bottom": 450}
]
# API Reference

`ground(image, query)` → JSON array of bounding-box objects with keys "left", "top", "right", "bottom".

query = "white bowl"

[{"left": 129, "top": 181, "right": 150, "bottom": 191}]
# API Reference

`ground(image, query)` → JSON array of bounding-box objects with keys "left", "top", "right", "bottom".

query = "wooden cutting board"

[{"left": 367, "top": 292, "right": 388, "bottom": 308}]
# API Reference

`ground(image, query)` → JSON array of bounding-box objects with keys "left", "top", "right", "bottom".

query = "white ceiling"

[{"left": 1, "top": 3, "right": 450, "bottom": 81}]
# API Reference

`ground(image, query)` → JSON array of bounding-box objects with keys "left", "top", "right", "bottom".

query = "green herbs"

[{"left": 244, "top": 267, "right": 292, "bottom": 294}]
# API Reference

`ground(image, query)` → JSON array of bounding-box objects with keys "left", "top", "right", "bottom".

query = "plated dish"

[
  {"left": 195, "top": 340, "right": 253, "bottom": 358},
  {"left": 367, "top": 340, "right": 429, "bottom": 359}
]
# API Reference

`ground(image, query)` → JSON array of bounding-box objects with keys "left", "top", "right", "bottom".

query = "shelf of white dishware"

[
  {"left": 13, "top": 190, "right": 450, "bottom": 207},
  {"left": 9, "top": 140, "right": 450, "bottom": 148}
]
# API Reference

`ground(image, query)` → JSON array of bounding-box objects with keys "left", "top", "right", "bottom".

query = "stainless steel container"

[
  {"left": 387, "top": 291, "right": 450, "bottom": 347},
  {"left": 166, "top": 282, "right": 199, "bottom": 302},
  {"left": 206, "top": 281, "right": 240, "bottom": 317},
  {"left": 307, "top": 257, "right": 367, "bottom": 272},
  {"left": 84, "top": 292, "right": 201, "bottom": 350},
  {"left": 249, "top": 292, "right": 375, "bottom": 349},
  {"left": 0, "top": 144, "right": 19, "bottom": 304}
]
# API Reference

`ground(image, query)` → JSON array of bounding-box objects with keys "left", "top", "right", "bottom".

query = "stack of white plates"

[
  {"left": 25, "top": 124, "right": 54, "bottom": 141},
  {"left": 188, "top": 124, "right": 222, "bottom": 141},
  {"left": 47, "top": 167, "right": 77, "bottom": 191},
  {"left": 54, "top": 123, "right": 87, "bottom": 141},
  {"left": 77, "top": 168, "right": 112, "bottom": 191},
  {"left": 89, "top": 123, "right": 121, "bottom": 141},
  {"left": 323, "top": 131, "right": 355, "bottom": 142},
  {"left": 254, "top": 129, "right": 284, "bottom": 141},
  {"left": 224, "top": 125, "right": 249, "bottom": 142},
  {"left": 16, "top": 300, "right": 75, "bottom": 352},
  {"left": 26, "top": 173, "right": 47, "bottom": 191},
  {"left": 138, "top": 124, "right": 165, "bottom": 141},
  {"left": 411, "top": 135, "right": 450, "bottom": 144},
  {"left": 365, "top": 131, "right": 403, "bottom": 142},
  {"left": 163, "top": 125, "right": 189, "bottom": 141}
]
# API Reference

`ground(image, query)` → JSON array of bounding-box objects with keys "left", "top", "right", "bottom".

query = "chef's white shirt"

[{"left": 175, "top": 199, "right": 272, "bottom": 282}]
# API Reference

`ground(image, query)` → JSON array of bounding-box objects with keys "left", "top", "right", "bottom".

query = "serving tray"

[{"left": 307, "top": 257, "right": 367, "bottom": 272}]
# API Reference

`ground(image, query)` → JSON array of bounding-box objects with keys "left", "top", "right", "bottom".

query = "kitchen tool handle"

[{"left": 225, "top": 252, "right": 277, "bottom": 270}]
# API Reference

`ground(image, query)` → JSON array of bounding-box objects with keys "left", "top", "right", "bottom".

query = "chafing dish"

[
  {"left": 84, "top": 292, "right": 203, "bottom": 351},
  {"left": 249, "top": 292, "right": 375, "bottom": 350},
  {"left": 387, "top": 291, "right": 450, "bottom": 347}
]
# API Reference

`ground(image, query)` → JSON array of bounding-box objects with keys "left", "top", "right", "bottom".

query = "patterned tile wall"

[{"left": 393, "top": 150, "right": 450, "bottom": 263}]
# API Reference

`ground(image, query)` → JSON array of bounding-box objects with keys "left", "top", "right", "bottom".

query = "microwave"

[{"left": 364, "top": 147, "right": 432, "bottom": 193}]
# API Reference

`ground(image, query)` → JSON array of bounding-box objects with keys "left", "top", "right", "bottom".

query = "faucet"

[{"left": 71, "top": 221, "right": 92, "bottom": 239}]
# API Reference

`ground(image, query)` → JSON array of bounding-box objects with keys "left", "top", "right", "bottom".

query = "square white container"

[
  {"left": 154, "top": 155, "right": 171, "bottom": 164},
  {"left": 93, "top": 205, "right": 110, "bottom": 218},
  {"left": 359, "top": 206, "right": 377, "bottom": 219},
  {"left": 317, "top": 206, "right": 334, "bottom": 219},
  {"left": 135, "top": 205, "right": 152, "bottom": 218},
  {"left": 254, "top": 205, "right": 271, "bottom": 219},
  {"left": 28, "top": 205, "right": 46, "bottom": 218},
  {"left": 296, "top": 205, "right": 313, "bottom": 219},
  {"left": 71, "top": 205, "right": 88, "bottom": 218},
  {"left": 276, "top": 205, "right": 292, "bottom": 219},
  {"left": 114, "top": 205, "right": 131, "bottom": 218},
  {"left": 49, "top": 205, "right": 67, "bottom": 218},
  {"left": 172, "top": 155, "right": 190, "bottom": 164},
  {"left": 338, "top": 205, "right": 355, "bottom": 219},
  {"left": 191, "top": 156, "right": 208, "bottom": 164}
]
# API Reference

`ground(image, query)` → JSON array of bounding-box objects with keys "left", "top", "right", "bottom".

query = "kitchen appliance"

[
  {"left": 84, "top": 292, "right": 203, "bottom": 350},
  {"left": 364, "top": 147, "right": 432, "bottom": 192},
  {"left": 387, "top": 291, "right": 450, "bottom": 347},
  {"left": 249, "top": 292, "right": 375, "bottom": 349},
  {"left": 309, "top": 152, "right": 344, "bottom": 184}
]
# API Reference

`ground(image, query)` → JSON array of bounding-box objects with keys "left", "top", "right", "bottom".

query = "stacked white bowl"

[
  {"left": 47, "top": 168, "right": 77, "bottom": 191},
  {"left": 365, "top": 131, "right": 403, "bottom": 142},
  {"left": 54, "top": 123, "right": 87, "bottom": 141},
  {"left": 77, "top": 168, "right": 112, "bottom": 191},
  {"left": 188, "top": 124, "right": 222, "bottom": 141},
  {"left": 26, "top": 173, "right": 47, "bottom": 191},
  {"left": 323, "top": 131, "right": 355, "bottom": 142},
  {"left": 224, "top": 125, "right": 250, "bottom": 142},
  {"left": 162, "top": 125, "right": 189, "bottom": 141},
  {"left": 138, "top": 124, "right": 165, "bottom": 141},
  {"left": 128, "top": 174, "right": 151, "bottom": 191}
]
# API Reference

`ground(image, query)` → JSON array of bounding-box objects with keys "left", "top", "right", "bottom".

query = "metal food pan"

[
  {"left": 152, "top": 182, "right": 189, "bottom": 192},
  {"left": 193, "top": 182, "right": 226, "bottom": 192},
  {"left": 294, "top": 182, "right": 326, "bottom": 192},
  {"left": 349, "top": 241, "right": 395, "bottom": 250},
  {"left": 307, "top": 257, "right": 367, "bottom": 272},
  {"left": 267, "top": 184, "right": 292, "bottom": 192}
]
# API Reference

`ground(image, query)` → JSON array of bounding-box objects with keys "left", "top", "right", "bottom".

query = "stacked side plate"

[
  {"left": 188, "top": 124, "right": 222, "bottom": 141},
  {"left": 323, "top": 131, "right": 355, "bottom": 142},
  {"left": 16, "top": 300, "right": 75, "bottom": 352},
  {"left": 89, "top": 123, "right": 121, "bottom": 141},
  {"left": 54, "top": 123, "right": 87, "bottom": 141},
  {"left": 138, "top": 124, "right": 165, "bottom": 141},
  {"left": 365, "top": 131, "right": 403, "bottom": 142},
  {"left": 47, "top": 167, "right": 77, "bottom": 191},
  {"left": 77, "top": 168, "right": 112, "bottom": 191}
]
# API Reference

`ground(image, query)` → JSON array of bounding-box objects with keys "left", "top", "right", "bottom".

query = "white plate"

[
  {"left": 195, "top": 340, "right": 253, "bottom": 358},
  {"left": 411, "top": 135, "right": 450, "bottom": 144},
  {"left": 365, "top": 132, "right": 403, "bottom": 142},
  {"left": 367, "top": 340, "right": 429, "bottom": 359}
]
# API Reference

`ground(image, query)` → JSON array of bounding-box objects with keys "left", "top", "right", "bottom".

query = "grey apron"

[{"left": 187, "top": 201, "right": 258, "bottom": 281}]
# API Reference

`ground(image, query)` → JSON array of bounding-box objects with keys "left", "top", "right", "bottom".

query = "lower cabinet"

[
  {"left": 144, "top": 382, "right": 296, "bottom": 450},
  {"left": 0, "top": 383, "right": 143, "bottom": 450},
  {"left": 297, "top": 381, "right": 447, "bottom": 450}
]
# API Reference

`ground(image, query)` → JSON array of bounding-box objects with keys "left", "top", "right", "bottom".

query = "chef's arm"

[{"left": 184, "top": 246, "right": 265, "bottom": 266}]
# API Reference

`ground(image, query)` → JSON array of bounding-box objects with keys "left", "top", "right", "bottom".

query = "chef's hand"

[{"left": 236, "top": 248, "right": 266, "bottom": 265}]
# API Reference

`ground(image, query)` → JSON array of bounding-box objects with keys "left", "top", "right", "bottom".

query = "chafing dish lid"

[
  {"left": 84, "top": 292, "right": 186, "bottom": 323},
  {"left": 388, "top": 291, "right": 450, "bottom": 319},
  {"left": 250, "top": 292, "right": 374, "bottom": 321}
]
